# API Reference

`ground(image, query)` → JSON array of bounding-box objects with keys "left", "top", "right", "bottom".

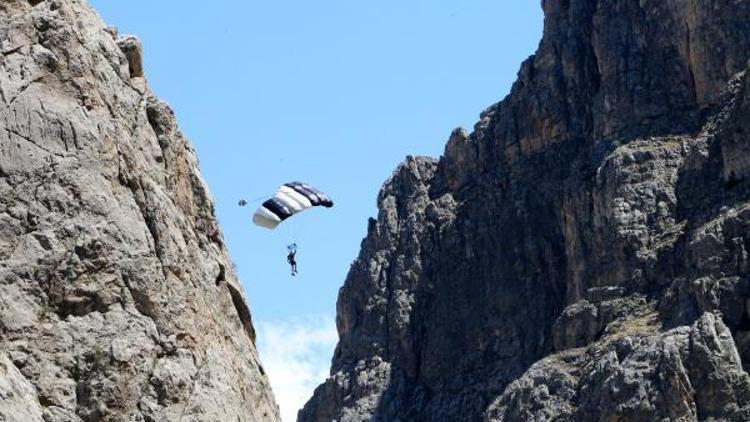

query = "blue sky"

[{"left": 89, "top": 1, "right": 543, "bottom": 419}]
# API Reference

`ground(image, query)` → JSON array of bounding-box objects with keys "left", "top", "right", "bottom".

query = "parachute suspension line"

[
  {"left": 287, "top": 212, "right": 298, "bottom": 245},
  {"left": 239, "top": 194, "right": 274, "bottom": 208},
  {"left": 281, "top": 214, "right": 297, "bottom": 247},
  {"left": 293, "top": 213, "right": 299, "bottom": 244},
  {"left": 245, "top": 193, "right": 274, "bottom": 206}
]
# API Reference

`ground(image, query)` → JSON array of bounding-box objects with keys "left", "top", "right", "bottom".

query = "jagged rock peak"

[{"left": 0, "top": 1, "right": 279, "bottom": 421}]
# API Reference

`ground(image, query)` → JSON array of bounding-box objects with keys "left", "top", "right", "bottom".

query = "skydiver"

[{"left": 287, "top": 243, "right": 298, "bottom": 276}]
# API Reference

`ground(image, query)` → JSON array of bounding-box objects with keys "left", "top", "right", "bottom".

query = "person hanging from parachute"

[
  {"left": 245, "top": 181, "right": 333, "bottom": 275},
  {"left": 287, "top": 243, "right": 298, "bottom": 276}
]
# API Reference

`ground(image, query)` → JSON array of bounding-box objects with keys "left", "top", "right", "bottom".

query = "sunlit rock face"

[
  {"left": 0, "top": 1, "right": 279, "bottom": 421},
  {"left": 301, "top": 1, "right": 750, "bottom": 421}
]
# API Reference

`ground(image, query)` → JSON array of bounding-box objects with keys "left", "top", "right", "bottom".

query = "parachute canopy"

[{"left": 253, "top": 182, "right": 333, "bottom": 229}]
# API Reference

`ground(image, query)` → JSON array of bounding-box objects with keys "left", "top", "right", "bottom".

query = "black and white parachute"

[{"left": 252, "top": 182, "right": 333, "bottom": 229}]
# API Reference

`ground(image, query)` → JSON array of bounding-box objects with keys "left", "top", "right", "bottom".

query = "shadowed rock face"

[
  {"left": 301, "top": 1, "right": 750, "bottom": 421},
  {"left": 0, "top": 1, "right": 279, "bottom": 421}
]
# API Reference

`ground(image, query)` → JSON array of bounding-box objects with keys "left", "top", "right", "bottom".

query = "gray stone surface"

[
  {"left": 0, "top": 1, "right": 279, "bottom": 421},
  {"left": 0, "top": 352, "right": 45, "bottom": 422},
  {"left": 301, "top": 1, "right": 750, "bottom": 421}
]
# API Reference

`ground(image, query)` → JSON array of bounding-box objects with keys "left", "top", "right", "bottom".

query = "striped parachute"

[{"left": 252, "top": 182, "right": 333, "bottom": 229}]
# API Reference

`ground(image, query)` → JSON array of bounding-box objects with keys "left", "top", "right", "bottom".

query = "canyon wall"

[
  {"left": 0, "top": 1, "right": 279, "bottom": 421},
  {"left": 301, "top": 1, "right": 750, "bottom": 421}
]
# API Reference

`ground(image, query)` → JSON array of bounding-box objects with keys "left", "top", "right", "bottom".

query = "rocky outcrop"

[
  {"left": 0, "top": 1, "right": 278, "bottom": 421},
  {"left": 301, "top": 1, "right": 750, "bottom": 421},
  {"left": 487, "top": 312, "right": 750, "bottom": 421}
]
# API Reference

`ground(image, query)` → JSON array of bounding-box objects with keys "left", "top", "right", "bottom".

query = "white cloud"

[{"left": 256, "top": 316, "right": 338, "bottom": 422}]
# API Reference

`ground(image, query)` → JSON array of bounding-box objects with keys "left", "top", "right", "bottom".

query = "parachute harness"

[{"left": 287, "top": 243, "right": 298, "bottom": 276}]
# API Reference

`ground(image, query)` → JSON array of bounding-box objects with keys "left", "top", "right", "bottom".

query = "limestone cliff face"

[
  {"left": 0, "top": 1, "right": 279, "bottom": 421},
  {"left": 301, "top": 1, "right": 750, "bottom": 421}
]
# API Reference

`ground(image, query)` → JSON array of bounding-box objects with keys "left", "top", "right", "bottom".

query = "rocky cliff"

[
  {"left": 301, "top": 1, "right": 750, "bottom": 421},
  {"left": 0, "top": 1, "right": 279, "bottom": 421}
]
